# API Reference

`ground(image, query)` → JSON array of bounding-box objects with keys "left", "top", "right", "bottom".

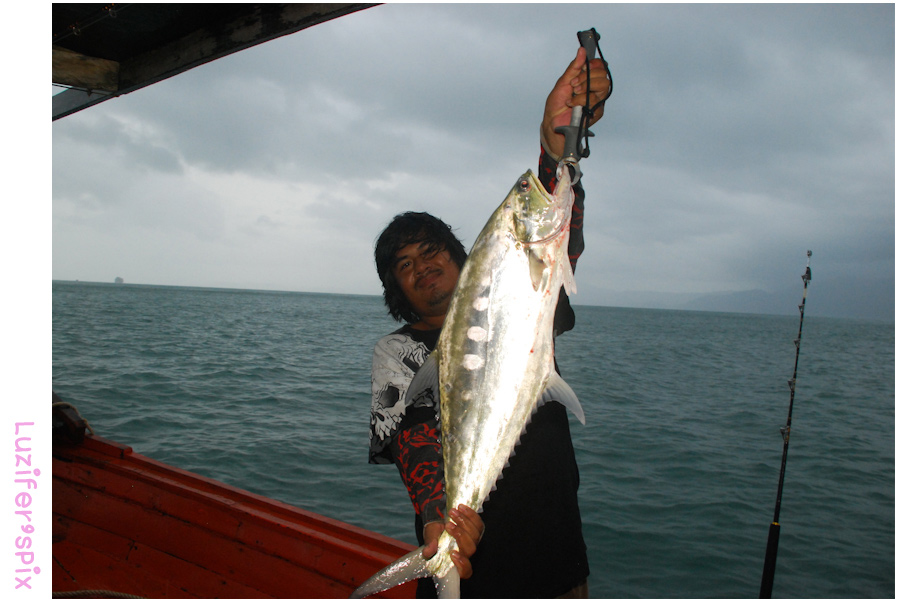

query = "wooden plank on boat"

[{"left": 53, "top": 434, "right": 415, "bottom": 598}]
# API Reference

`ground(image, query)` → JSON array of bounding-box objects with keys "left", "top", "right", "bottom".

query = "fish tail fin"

[
  {"left": 350, "top": 546, "right": 430, "bottom": 598},
  {"left": 435, "top": 566, "right": 461, "bottom": 598}
]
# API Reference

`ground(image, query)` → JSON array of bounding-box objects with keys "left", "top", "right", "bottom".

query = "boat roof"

[{"left": 52, "top": 3, "right": 376, "bottom": 120}]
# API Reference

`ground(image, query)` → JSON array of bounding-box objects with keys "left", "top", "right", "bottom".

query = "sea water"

[{"left": 51, "top": 281, "right": 894, "bottom": 598}]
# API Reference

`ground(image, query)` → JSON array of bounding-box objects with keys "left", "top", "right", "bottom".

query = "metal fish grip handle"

[{"left": 556, "top": 28, "right": 612, "bottom": 183}]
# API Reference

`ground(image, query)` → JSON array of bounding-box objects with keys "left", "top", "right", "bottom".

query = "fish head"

[{"left": 506, "top": 167, "right": 574, "bottom": 246}]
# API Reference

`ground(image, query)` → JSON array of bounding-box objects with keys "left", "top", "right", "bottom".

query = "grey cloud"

[{"left": 51, "top": 3, "right": 894, "bottom": 321}]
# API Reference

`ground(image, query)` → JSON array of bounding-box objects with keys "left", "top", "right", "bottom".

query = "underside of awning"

[{"left": 52, "top": 3, "right": 376, "bottom": 120}]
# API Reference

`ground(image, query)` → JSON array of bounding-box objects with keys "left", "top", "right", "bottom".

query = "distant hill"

[
  {"left": 683, "top": 289, "right": 793, "bottom": 316},
  {"left": 578, "top": 278, "right": 893, "bottom": 322}
]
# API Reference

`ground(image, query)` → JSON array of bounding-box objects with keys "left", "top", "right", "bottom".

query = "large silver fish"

[{"left": 352, "top": 166, "right": 584, "bottom": 599}]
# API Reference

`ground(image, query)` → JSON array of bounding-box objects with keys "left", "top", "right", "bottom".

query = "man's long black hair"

[{"left": 374, "top": 212, "right": 468, "bottom": 324}]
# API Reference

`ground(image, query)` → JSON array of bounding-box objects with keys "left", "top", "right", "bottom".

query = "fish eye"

[{"left": 517, "top": 179, "right": 530, "bottom": 193}]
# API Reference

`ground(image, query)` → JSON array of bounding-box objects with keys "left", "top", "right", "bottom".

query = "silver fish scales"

[{"left": 352, "top": 166, "right": 584, "bottom": 599}]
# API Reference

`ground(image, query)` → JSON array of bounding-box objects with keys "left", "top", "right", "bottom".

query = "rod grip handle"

[{"left": 759, "top": 522, "right": 781, "bottom": 598}]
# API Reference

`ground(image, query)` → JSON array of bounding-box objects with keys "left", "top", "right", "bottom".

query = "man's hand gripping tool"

[{"left": 555, "top": 28, "right": 612, "bottom": 184}]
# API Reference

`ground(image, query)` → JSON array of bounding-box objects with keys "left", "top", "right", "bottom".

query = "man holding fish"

[{"left": 367, "top": 45, "right": 611, "bottom": 598}]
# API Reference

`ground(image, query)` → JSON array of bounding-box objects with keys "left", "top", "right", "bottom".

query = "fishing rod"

[{"left": 759, "top": 250, "right": 812, "bottom": 598}]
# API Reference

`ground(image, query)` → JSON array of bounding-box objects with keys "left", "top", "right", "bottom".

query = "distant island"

[{"left": 114, "top": 277, "right": 124, "bottom": 284}]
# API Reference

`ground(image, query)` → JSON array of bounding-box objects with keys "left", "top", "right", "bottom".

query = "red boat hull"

[{"left": 53, "top": 434, "right": 415, "bottom": 598}]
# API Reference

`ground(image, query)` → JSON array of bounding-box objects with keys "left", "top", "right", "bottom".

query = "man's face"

[{"left": 393, "top": 241, "right": 461, "bottom": 325}]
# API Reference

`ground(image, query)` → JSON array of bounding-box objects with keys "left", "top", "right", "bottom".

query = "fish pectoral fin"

[
  {"left": 542, "top": 372, "right": 585, "bottom": 425},
  {"left": 350, "top": 545, "right": 430, "bottom": 598},
  {"left": 561, "top": 250, "right": 577, "bottom": 296},
  {"left": 527, "top": 249, "right": 550, "bottom": 292}
]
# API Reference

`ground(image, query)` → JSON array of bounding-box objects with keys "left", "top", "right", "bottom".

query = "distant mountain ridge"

[
  {"left": 683, "top": 288, "right": 792, "bottom": 316},
  {"left": 579, "top": 278, "right": 893, "bottom": 323}
]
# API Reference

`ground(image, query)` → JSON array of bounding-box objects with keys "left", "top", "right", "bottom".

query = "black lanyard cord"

[{"left": 576, "top": 28, "right": 612, "bottom": 160}]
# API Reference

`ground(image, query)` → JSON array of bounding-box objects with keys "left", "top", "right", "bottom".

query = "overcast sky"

[{"left": 50, "top": 3, "right": 894, "bottom": 321}]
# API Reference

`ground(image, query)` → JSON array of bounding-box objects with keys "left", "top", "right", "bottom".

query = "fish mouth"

[{"left": 513, "top": 168, "right": 574, "bottom": 247}]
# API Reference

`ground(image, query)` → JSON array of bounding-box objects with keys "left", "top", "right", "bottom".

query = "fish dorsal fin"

[
  {"left": 405, "top": 352, "right": 440, "bottom": 408},
  {"left": 485, "top": 373, "right": 584, "bottom": 508},
  {"left": 483, "top": 374, "right": 584, "bottom": 510},
  {"left": 539, "top": 371, "right": 585, "bottom": 425}
]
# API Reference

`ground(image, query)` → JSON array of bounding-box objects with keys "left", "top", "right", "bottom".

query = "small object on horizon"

[{"left": 114, "top": 276, "right": 124, "bottom": 284}]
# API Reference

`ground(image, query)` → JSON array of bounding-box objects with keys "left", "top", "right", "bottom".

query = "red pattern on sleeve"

[{"left": 393, "top": 422, "right": 445, "bottom": 523}]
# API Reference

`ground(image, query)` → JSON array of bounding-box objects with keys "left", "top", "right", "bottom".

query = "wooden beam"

[
  {"left": 52, "top": 45, "right": 120, "bottom": 92},
  {"left": 52, "top": 4, "right": 376, "bottom": 120},
  {"left": 118, "top": 4, "right": 372, "bottom": 90}
]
